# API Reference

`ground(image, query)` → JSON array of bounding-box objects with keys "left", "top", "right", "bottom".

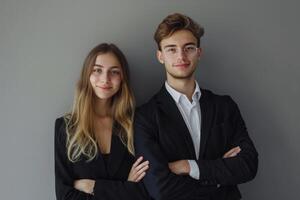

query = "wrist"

[
  {"left": 89, "top": 180, "right": 95, "bottom": 194},
  {"left": 185, "top": 160, "right": 191, "bottom": 174}
]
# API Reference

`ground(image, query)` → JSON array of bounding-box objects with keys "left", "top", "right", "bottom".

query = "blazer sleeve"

[
  {"left": 134, "top": 110, "right": 217, "bottom": 200},
  {"left": 54, "top": 118, "right": 150, "bottom": 200},
  {"left": 197, "top": 96, "right": 258, "bottom": 186}
]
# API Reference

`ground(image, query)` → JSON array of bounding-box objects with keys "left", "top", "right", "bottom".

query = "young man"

[{"left": 134, "top": 13, "right": 258, "bottom": 200}]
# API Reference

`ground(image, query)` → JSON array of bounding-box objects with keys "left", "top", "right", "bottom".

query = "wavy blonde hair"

[{"left": 64, "top": 43, "right": 135, "bottom": 162}]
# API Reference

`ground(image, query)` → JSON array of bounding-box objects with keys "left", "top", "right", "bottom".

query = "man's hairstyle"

[{"left": 154, "top": 13, "right": 204, "bottom": 50}]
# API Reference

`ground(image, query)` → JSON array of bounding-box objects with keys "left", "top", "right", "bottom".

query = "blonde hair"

[{"left": 64, "top": 43, "right": 135, "bottom": 162}]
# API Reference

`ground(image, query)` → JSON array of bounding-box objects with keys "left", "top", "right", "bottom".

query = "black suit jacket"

[
  {"left": 55, "top": 117, "right": 150, "bottom": 200},
  {"left": 134, "top": 87, "right": 258, "bottom": 200}
]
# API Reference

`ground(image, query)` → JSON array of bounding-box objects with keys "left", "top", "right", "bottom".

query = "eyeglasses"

[{"left": 162, "top": 45, "right": 198, "bottom": 58}]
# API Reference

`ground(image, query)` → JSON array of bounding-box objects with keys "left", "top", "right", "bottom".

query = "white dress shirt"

[{"left": 165, "top": 81, "right": 201, "bottom": 180}]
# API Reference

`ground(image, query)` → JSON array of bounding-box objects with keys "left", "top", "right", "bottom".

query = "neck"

[
  {"left": 167, "top": 75, "right": 196, "bottom": 101},
  {"left": 94, "top": 98, "right": 112, "bottom": 118}
]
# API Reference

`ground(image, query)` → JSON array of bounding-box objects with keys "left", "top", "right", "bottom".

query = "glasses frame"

[{"left": 162, "top": 44, "right": 199, "bottom": 58}]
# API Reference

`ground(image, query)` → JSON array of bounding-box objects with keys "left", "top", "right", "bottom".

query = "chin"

[
  {"left": 95, "top": 93, "right": 114, "bottom": 100},
  {"left": 171, "top": 72, "right": 194, "bottom": 79}
]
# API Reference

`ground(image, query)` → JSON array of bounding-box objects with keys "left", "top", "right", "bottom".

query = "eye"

[
  {"left": 93, "top": 68, "right": 102, "bottom": 74},
  {"left": 110, "top": 70, "right": 121, "bottom": 76},
  {"left": 166, "top": 48, "right": 177, "bottom": 53},
  {"left": 185, "top": 45, "right": 196, "bottom": 52}
]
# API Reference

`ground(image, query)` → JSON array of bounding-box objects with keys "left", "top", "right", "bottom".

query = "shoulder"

[
  {"left": 54, "top": 116, "right": 68, "bottom": 144},
  {"left": 201, "top": 88, "right": 239, "bottom": 113},
  {"left": 136, "top": 99, "right": 155, "bottom": 115},
  {"left": 135, "top": 93, "right": 160, "bottom": 120},
  {"left": 136, "top": 88, "right": 160, "bottom": 112},
  {"left": 202, "top": 88, "right": 236, "bottom": 103}
]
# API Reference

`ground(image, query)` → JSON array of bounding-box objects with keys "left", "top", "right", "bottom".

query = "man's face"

[{"left": 157, "top": 29, "right": 202, "bottom": 81}]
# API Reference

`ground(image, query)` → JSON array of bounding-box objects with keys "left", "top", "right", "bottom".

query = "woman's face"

[{"left": 90, "top": 53, "right": 122, "bottom": 100}]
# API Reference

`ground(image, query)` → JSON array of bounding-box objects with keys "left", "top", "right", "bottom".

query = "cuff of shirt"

[{"left": 188, "top": 160, "right": 200, "bottom": 180}]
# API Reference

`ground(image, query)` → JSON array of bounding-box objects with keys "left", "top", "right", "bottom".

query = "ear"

[
  {"left": 197, "top": 47, "right": 203, "bottom": 59},
  {"left": 156, "top": 50, "right": 164, "bottom": 64}
]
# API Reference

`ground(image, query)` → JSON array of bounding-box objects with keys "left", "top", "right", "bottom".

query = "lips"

[
  {"left": 97, "top": 86, "right": 112, "bottom": 90},
  {"left": 173, "top": 63, "right": 190, "bottom": 68}
]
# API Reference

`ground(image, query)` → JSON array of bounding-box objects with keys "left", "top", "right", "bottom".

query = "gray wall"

[{"left": 0, "top": 0, "right": 299, "bottom": 199}]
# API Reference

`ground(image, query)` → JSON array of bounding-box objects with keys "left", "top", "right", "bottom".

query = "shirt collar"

[{"left": 165, "top": 81, "right": 201, "bottom": 104}]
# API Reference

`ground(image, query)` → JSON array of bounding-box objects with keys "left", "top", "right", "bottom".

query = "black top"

[
  {"left": 55, "top": 117, "right": 151, "bottom": 200},
  {"left": 102, "top": 154, "right": 110, "bottom": 173}
]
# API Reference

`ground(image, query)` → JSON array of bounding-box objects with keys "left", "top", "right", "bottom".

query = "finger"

[
  {"left": 223, "top": 151, "right": 234, "bottom": 158},
  {"left": 227, "top": 152, "right": 237, "bottom": 158},
  {"left": 131, "top": 162, "right": 148, "bottom": 177},
  {"left": 224, "top": 148, "right": 241, "bottom": 158},
  {"left": 228, "top": 147, "right": 239, "bottom": 154},
  {"left": 132, "top": 156, "right": 144, "bottom": 168},
  {"left": 231, "top": 152, "right": 238, "bottom": 157},
  {"left": 135, "top": 164, "right": 149, "bottom": 175},
  {"left": 130, "top": 164, "right": 148, "bottom": 181},
  {"left": 223, "top": 146, "right": 240, "bottom": 158},
  {"left": 231, "top": 147, "right": 241, "bottom": 155},
  {"left": 233, "top": 146, "right": 241, "bottom": 151},
  {"left": 131, "top": 165, "right": 149, "bottom": 181},
  {"left": 231, "top": 147, "right": 241, "bottom": 156},
  {"left": 135, "top": 172, "right": 146, "bottom": 182},
  {"left": 131, "top": 167, "right": 146, "bottom": 182},
  {"left": 134, "top": 160, "right": 149, "bottom": 171},
  {"left": 223, "top": 151, "right": 231, "bottom": 158}
]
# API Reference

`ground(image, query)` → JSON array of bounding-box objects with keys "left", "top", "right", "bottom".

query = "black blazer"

[
  {"left": 134, "top": 87, "right": 258, "bottom": 200},
  {"left": 55, "top": 117, "right": 150, "bottom": 200}
]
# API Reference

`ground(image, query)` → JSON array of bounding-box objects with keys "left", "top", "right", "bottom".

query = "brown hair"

[
  {"left": 64, "top": 43, "right": 135, "bottom": 162},
  {"left": 154, "top": 13, "right": 204, "bottom": 50}
]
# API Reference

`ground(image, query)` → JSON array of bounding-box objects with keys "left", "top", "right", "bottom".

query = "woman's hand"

[
  {"left": 128, "top": 156, "right": 149, "bottom": 182},
  {"left": 74, "top": 179, "right": 95, "bottom": 194}
]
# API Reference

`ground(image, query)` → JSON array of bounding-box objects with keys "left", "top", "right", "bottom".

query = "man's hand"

[
  {"left": 223, "top": 146, "right": 241, "bottom": 158},
  {"left": 74, "top": 179, "right": 95, "bottom": 194},
  {"left": 168, "top": 160, "right": 190, "bottom": 175}
]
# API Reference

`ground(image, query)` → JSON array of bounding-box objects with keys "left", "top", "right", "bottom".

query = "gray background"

[{"left": 0, "top": 0, "right": 299, "bottom": 199}]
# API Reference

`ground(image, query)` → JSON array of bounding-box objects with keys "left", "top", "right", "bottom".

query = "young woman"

[{"left": 55, "top": 43, "right": 150, "bottom": 200}]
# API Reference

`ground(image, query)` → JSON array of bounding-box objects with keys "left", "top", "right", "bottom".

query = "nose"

[
  {"left": 176, "top": 49, "right": 188, "bottom": 61},
  {"left": 99, "top": 72, "right": 110, "bottom": 83}
]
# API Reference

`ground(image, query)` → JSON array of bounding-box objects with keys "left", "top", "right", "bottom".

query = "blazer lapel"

[
  {"left": 199, "top": 89, "right": 214, "bottom": 158},
  {"left": 156, "top": 86, "right": 197, "bottom": 159}
]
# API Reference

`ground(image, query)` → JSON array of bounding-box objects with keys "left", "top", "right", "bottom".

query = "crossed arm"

[
  {"left": 73, "top": 156, "right": 149, "bottom": 194},
  {"left": 168, "top": 146, "right": 241, "bottom": 175},
  {"left": 54, "top": 118, "right": 149, "bottom": 200},
  {"left": 134, "top": 112, "right": 218, "bottom": 200},
  {"left": 134, "top": 98, "right": 258, "bottom": 199}
]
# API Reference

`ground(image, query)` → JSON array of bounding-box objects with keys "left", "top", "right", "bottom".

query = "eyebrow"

[
  {"left": 93, "top": 65, "right": 120, "bottom": 69},
  {"left": 184, "top": 42, "right": 197, "bottom": 46},
  {"left": 163, "top": 45, "right": 176, "bottom": 49},
  {"left": 163, "top": 42, "right": 197, "bottom": 49}
]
